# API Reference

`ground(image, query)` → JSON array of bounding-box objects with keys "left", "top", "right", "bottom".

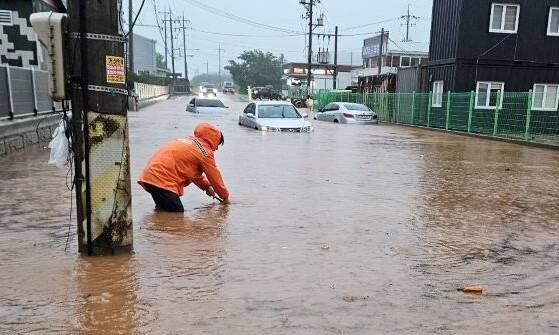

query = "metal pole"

[
  {"left": 31, "top": 67, "right": 38, "bottom": 115},
  {"left": 411, "top": 91, "right": 416, "bottom": 125},
  {"left": 6, "top": 65, "right": 14, "bottom": 119},
  {"left": 128, "top": 0, "right": 134, "bottom": 74},
  {"left": 445, "top": 91, "right": 451, "bottom": 130},
  {"left": 333, "top": 26, "right": 338, "bottom": 89},
  {"left": 467, "top": 91, "right": 474, "bottom": 133},
  {"left": 306, "top": 0, "right": 314, "bottom": 96},
  {"left": 524, "top": 90, "right": 533, "bottom": 141},
  {"left": 493, "top": 90, "right": 501, "bottom": 136}
]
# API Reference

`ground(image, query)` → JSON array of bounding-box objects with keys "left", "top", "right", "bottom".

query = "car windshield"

[
  {"left": 196, "top": 99, "right": 225, "bottom": 107},
  {"left": 224, "top": 82, "right": 233, "bottom": 87},
  {"left": 204, "top": 84, "right": 215, "bottom": 89},
  {"left": 258, "top": 105, "right": 301, "bottom": 118},
  {"left": 342, "top": 103, "right": 370, "bottom": 111}
]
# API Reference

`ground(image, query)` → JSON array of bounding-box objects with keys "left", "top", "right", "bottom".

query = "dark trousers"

[{"left": 144, "top": 183, "right": 184, "bottom": 212}]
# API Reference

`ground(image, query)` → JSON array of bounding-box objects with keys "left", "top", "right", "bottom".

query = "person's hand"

[{"left": 205, "top": 187, "right": 215, "bottom": 197}]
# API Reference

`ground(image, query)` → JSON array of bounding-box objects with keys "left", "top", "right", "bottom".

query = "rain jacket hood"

[{"left": 194, "top": 123, "right": 222, "bottom": 151}]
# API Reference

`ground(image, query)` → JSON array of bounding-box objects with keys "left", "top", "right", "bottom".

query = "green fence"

[{"left": 314, "top": 90, "right": 559, "bottom": 145}]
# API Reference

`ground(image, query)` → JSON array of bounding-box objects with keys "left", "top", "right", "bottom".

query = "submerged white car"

[
  {"left": 238, "top": 101, "right": 313, "bottom": 132},
  {"left": 315, "top": 102, "right": 378, "bottom": 124}
]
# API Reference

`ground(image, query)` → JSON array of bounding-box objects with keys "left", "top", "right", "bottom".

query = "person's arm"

[
  {"left": 192, "top": 175, "right": 210, "bottom": 191},
  {"left": 200, "top": 156, "right": 229, "bottom": 201}
]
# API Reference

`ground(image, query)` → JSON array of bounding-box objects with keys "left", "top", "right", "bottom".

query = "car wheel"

[{"left": 334, "top": 119, "right": 339, "bottom": 123}]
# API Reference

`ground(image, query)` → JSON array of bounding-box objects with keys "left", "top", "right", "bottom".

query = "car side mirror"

[
  {"left": 302, "top": 113, "right": 309, "bottom": 118},
  {"left": 246, "top": 113, "right": 255, "bottom": 119},
  {"left": 189, "top": 103, "right": 194, "bottom": 107}
]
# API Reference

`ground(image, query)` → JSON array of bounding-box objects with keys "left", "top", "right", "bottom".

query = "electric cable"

[{"left": 124, "top": 0, "right": 146, "bottom": 38}]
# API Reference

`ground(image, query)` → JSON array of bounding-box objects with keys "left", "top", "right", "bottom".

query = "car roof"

[{"left": 252, "top": 100, "right": 292, "bottom": 106}]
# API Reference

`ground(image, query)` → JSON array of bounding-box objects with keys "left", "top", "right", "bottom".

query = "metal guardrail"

[
  {"left": 133, "top": 82, "right": 169, "bottom": 101},
  {"left": 0, "top": 65, "right": 57, "bottom": 120}
]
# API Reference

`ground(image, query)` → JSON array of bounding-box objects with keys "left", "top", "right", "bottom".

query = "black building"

[
  {"left": 429, "top": 0, "right": 559, "bottom": 109},
  {"left": 0, "top": 0, "right": 66, "bottom": 68}
]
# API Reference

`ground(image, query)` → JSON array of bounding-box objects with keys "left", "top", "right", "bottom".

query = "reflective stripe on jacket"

[{"left": 138, "top": 123, "right": 229, "bottom": 199}]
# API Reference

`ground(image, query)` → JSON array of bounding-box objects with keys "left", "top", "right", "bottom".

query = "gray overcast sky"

[{"left": 127, "top": 0, "right": 433, "bottom": 78}]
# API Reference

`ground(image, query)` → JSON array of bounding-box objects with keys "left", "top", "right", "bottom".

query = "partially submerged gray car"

[
  {"left": 238, "top": 101, "right": 313, "bottom": 132},
  {"left": 315, "top": 102, "right": 378, "bottom": 124}
]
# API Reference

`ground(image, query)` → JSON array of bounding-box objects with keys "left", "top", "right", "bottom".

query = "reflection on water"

[{"left": 1, "top": 96, "right": 559, "bottom": 334}]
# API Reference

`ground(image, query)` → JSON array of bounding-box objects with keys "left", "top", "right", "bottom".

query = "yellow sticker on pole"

[{"left": 106, "top": 56, "right": 125, "bottom": 84}]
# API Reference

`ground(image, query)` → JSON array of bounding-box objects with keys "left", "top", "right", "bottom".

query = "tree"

[
  {"left": 190, "top": 72, "right": 233, "bottom": 87},
  {"left": 225, "top": 50, "right": 283, "bottom": 91},
  {"left": 156, "top": 52, "right": 167, "bottom": 70}
]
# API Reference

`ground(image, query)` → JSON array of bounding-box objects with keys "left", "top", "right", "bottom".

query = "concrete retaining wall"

[{"left": 0, "top": 114, "right": 61, "bottom": 157}]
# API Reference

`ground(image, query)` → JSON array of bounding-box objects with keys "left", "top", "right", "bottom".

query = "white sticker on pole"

[{"left": 106, "top": 56, "right": 125, "bottom": 84}]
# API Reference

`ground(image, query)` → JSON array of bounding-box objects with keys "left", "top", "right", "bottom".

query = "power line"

[
  {"left": 341, "top": 17, "right": 400, "bottom": 31},
  {"left": 180, "top": 0, "right": 301, "bottom": 34}
]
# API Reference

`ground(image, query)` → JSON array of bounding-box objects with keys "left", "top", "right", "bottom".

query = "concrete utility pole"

[
  {"left": 300, "top": 0, "right": 323, "bottom": 96},
  {"left": 401, "top": 5, "right": 419, "bottom": 42},
  {"left": 306, "top": 0, "right": 313, "bottom": 96},
  {"left": 169, "top": 15, "right": 176, "bottom": 81},
  {"left": 128, "top": 0, "right": 134, "bottom": 74},
  {"left": 333, "top": 26, "right": 338, "bottom": 89},
  {"left": 161, "top": 10, "right": 169, "bottom": 70},
  {"left": 217, "top": 45, "right": 225, "bottom": 86},
  {"left": 68, "top": 0, "right": 133, "bottom": 255},
  {"left": 181, "top": 14, "right": 188, "bottom": 80},
  {"left": 378, "top": 27, "right": 385, "bottom": 75}
]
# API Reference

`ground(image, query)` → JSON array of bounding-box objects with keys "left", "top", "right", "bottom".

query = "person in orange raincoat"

[{"left": 138, "top": 123, "right": 230, "bottom": 212}]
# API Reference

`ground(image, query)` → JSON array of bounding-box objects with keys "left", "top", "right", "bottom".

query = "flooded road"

[{"left": 1, "top": 94, "right": 558, "bottom": 334}]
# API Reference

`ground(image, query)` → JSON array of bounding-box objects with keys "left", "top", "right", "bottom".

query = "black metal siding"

[
  {"left": 428, "top": 64, "right": 458, "bottom": 92},
  {"left": 455, "top": 64, "right": 559, "bottom": 92},
  {"left": 429, "top": 0, "right": 462, "bottom": 62},
  {"left": 457, "top": 0, "right": 559, "bottom": 64}
]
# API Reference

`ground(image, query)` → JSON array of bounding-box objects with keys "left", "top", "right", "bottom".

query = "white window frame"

[
  {"left": 548, "top": 7, "right": 559, "bottom": 36},
  {"left": 400, "top": 56, "right": 411, "bottom": 67},
  {"left": 432, "top": 81, "right": 444, "bottom": 107},
  {"left": 0, "top": 10, "right": 13, "bottom": 26},
  {"left": 489, "top": 3, "right": 520, "bottom": 34},
  {"left": 532, "top": 84, "right": 559, "bottom": 111},
  {"left": 475, "top": 81, "right": 505, "bottom": 109}
]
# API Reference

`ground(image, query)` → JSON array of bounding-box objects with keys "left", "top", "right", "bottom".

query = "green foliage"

[
  {"left": 155, "top": 52, "right": 167, "bottom": 70},
  {"left": 128, "top": 72, "right": 171, "bottom": 86},
  {"left": 190, "top": 73, "right": 233, "bottom": 87},
  {"left": 225, "top": 50, "right": 284, "bottom": 91}
]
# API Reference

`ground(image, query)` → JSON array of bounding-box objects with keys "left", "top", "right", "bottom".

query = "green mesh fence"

[{"left": 312, "top": 90, "right": 559, "bottom": 146}]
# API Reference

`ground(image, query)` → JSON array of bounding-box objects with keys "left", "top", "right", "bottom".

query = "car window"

[
  {"left": 189, "top": 98, "right": 195, "bottom": 105},
  {"left": 342, "top": 103, "right": 369, "bottom": 111},
  {"left": 330, "top": 104, "right": 340, "bottom": 111},
  {"left": 243, "top": 103, "right": 255, "bottom": 114},
  {"left": 257, "top": 105, "right": 301, "bottom": 118},
  {"left": 197, "top": 99, "right": 225, "bottom": 107}
]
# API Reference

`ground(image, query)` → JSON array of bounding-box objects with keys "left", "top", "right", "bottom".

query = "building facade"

[
  {"left": 361, "top": 32, "right": 429, "bottom": 77},
  {"left": 0, "top": 0, "right": 65, "bottom": 68},
  {"left": 131, "top": 32, "right": 157, "bottom": 75},
  {"left": 429, "top": 0, "right": 559, "bottom": 110}
]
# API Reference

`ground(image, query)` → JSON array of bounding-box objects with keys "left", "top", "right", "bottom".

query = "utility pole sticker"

[{"left": 106, "top": 56, "right": 125, "bottom": 84}]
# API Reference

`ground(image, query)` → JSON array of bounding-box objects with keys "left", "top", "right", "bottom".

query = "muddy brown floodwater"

[{"left": 1, "top": 94, "right": 558, "bottom": 334}]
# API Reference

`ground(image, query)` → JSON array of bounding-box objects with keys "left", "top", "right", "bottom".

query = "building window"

[
  {"left": 489, "top": 4, "right": 520, "bottom": 33},
  {"left": 0, "top": 10, "right": 13, "bottom": 26},
  {"left": 432, "top": 81, "right": 444, "bottom": 107},
  {"left": 410, "top": 57, "right": 419, "bottom": 66},
  {"left": 532, "top": 84, "right": 559, "bottom": 111},
  {"left": 476, "top": 81, "right": 504, "bottom": 109},
  {"left": 400, "top": 56, "right": 410, "bottom": 67},
  {"left": 548, "top": 7, "right": 559, "bottom": 36}
]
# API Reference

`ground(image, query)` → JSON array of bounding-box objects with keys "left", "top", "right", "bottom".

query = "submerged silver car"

[
  {"left": 315, "top": 102, "right": 378, "bottom": 124},
  {"left": 238, "top": 101, "right": 313, "bottom": 132},
  {"left": 186, "top": 98, "right": 229, "bottom": 113}
]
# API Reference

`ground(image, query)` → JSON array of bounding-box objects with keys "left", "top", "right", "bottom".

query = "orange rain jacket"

[{"left": 138, "top": 123, "right": 229, "bottom": 200}]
